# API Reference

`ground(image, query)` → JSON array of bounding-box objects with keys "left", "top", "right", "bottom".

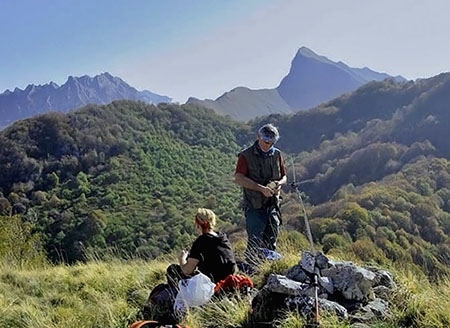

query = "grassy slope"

[{"left": 2, "top": 232, "right": 450, "bottom": 328}]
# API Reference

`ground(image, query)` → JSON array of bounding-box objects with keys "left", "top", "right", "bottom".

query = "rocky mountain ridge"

[
  {"left": 0, "top": 72, "right": 171, "bottom": 129},
  {"left": 1, "top": 46, "right": 406, "bottom": 127},
  {"left": 187, "top": 47, "right": 406, "bottom": 121}
]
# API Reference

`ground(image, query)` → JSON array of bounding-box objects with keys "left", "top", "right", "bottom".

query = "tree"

[{"left": 0, "top": 215, "right": 46, "bottom": 268}]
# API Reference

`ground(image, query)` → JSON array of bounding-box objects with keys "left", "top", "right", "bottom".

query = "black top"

[{"left": 188, "top": 232, "right": 236, "bottom": 283}]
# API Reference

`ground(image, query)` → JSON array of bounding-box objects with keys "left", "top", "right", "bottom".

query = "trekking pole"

[
  {"left": 289, "top": 155, "right": 320, "bottom": 327},
  {"left": 290, "top": 155, "right": 315, "bottom": 254}
]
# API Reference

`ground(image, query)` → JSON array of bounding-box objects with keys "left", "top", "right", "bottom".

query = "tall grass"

[
  {"left": 1, "top": 230, "right": 450, "bottom": 327},
  {"left": 0, "top": 258, "right": 168, "bottom": 328},
  {"left": 184, "top": 293, "right": 252, "bottom": 328}
]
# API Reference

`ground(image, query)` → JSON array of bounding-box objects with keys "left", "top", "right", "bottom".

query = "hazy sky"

[{"left": 2, "top": 0, "right": 450, "bottom": 103}]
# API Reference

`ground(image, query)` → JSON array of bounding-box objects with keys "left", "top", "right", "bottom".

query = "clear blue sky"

[{"left": 2, "top": 0, "right": 450, "bottom": 103}]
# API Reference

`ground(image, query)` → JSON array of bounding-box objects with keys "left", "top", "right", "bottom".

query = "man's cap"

[{"left": 258, "top": 123, "right": 280, "bottom": 143}]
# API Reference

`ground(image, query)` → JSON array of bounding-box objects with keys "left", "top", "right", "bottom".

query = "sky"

[{"left": 2, "top": 0, "right": 450, "bottom": 103}]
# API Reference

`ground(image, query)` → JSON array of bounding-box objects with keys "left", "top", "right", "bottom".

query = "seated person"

[{"left": 167, "top": 208, "right": 237, "bottom": 287}]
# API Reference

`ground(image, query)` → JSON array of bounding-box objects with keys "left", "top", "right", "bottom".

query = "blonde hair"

[{"left": 195, "top": 208, "right": 216, "bottom": 230}]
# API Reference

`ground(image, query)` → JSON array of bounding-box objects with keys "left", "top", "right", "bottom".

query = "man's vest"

[{"left": 239, "top": 142, "right": 282, "bottom": 209}]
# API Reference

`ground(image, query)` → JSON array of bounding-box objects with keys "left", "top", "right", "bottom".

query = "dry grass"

[
  {"left": 1, "top": 231, "right": 450, "bottom": 327},
  {"left": 0, "top": 258, "right": 169, "bottom": 328}
]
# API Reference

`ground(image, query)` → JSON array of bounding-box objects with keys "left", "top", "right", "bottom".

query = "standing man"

[{"left": 234, "top": 123, "right": 287, "bottom": 261}]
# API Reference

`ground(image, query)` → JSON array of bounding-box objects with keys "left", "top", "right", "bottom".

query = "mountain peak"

[
  {"left": 297, "top": 46, "right": 317, "bottom": 57},
  {"left": 277, "top": 46, "right": 405, "bottom": 110},
  {"left": 295, "top": 46, "right": 334, "bottom": 65},
  {"left": 0, "top": 73, "right": 172, "bottom": 128},
  {"left": 187, "top": 46, "right": 406, "bottom": 121}
]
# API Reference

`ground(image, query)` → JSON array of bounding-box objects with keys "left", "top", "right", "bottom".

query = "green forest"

[{"left": 2, "top": 73, "right": 450, "bottom": 283}]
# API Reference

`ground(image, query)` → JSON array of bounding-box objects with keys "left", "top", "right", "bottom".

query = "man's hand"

[
  {"left": 260, "top": 185, "right": 275, "bottom": 198},
  {"left": 266, "top": 181, "right": 281, "bottom": 196},
  {"left": 267, "top": 181, "right": 281, "bottom": 191},
  {"left": 178, "top": 250, "right": 188, "bottom": 266}
]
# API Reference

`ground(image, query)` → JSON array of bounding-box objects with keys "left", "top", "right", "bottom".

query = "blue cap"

[{"left": 258, "top": 123, "right": 280, "bottom": 143}]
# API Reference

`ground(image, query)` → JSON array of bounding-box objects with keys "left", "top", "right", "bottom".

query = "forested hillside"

[
  {"left": 2, "top": 72, "right": 450, "bottom": 280},
  {"left": 256, "top": 73, "right": 450, "bottom": 278},
  {"left": 251, "top": 73, "right": 450, "bottom": 203},
  {"left": 0, "top": 101, "right": 248, "bottom": 263}
]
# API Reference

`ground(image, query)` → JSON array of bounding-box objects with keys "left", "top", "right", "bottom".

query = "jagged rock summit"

[
  {"left": 187, "top": 46, "right": 406, "bottom": 122},
  {"left": 276, "top": 46, "right": 404, "bottom": 110},
  {"left": 0, "top": 72, "right": 171, "bottom": 129}
]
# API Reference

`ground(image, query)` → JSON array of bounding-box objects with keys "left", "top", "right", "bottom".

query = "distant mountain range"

[
  {"left": 187, "top": 47, "right": 406, "bottom": 121},
  {"left": 0, "top": 46, "right": 406, "bottom": 128},
  {"left": 0, "top": 71, "right": 450, "bottom": 266},
  {"left": 0, "top": 72, "right": 171, "bottom": 129}
]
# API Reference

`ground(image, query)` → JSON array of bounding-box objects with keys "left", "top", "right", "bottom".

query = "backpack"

[
  {"left": 129, "top": 320, "right": 162, "bottom": 328},
  {"left": 142, "top": 283, "right": 179, "bottom": 325},
  {"left": 129, "top": 320, "right": 189, "bottom": 328},
  {"left": 214, "top": 274, "right": 254, "bottom": 295}
]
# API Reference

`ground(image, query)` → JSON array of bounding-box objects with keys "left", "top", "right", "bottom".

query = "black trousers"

[{"left": 166, "top": 264, "right": 190, "bottom": 289}]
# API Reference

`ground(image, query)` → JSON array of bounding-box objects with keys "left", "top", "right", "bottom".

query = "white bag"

[{"left": 174, "top": 272, "right": 215, "bottom": 312}]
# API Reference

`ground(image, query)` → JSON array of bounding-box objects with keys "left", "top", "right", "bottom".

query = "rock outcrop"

[{"left": 251, "top": 251, "right": 396, "bottom": 327}]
